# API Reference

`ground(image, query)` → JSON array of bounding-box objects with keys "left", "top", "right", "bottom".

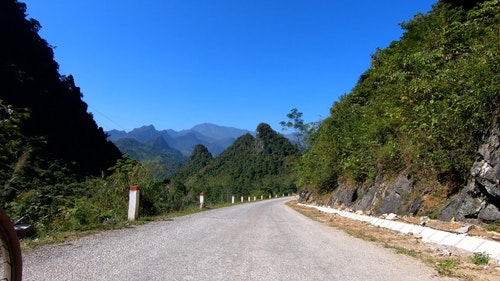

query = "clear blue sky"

[{"left": 22, "top": 0, "right": 436, "bottom": 132}]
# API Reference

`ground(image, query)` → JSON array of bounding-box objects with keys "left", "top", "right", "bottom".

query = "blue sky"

[{"left": 23, "top": 0, "right": 436, "bottom": 132}]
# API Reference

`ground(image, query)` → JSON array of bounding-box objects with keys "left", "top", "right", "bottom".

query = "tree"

[{"left": 279, "top": 108, "right": 317, "bottom": 151}]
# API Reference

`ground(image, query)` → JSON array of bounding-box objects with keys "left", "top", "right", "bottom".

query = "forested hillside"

[
  {"left": 1, "top": 0, "right": 127, "bottom": 232},
  {"left": 172, "top": 123, "right": 300, "bottom": 204},
  {"left": 113, "top": 137, "right": 186, "bottom": 177},
  {"left": 297, "top": 0, "right": 500, "bottom": 221},
  {"left": 1, "top": 0, "right": 122, "bottom": 200},
  {"left": 0, "top": 1, "right": 121, "bottom": 179}
]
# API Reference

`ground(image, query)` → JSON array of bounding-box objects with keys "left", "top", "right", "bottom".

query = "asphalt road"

[{"left": 23, "top": 198, "right": 452, "bottom": 281}]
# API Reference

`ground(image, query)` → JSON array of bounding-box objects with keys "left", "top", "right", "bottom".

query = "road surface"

[{"left": 23, "top": 198, "right": 452, "bottom": 280}]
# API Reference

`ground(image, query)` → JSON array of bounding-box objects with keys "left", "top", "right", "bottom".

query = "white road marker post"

[
  {"left": 248, "top": 196, "right": 251, "bottom": 202},
  {"left": 232, "top": 195, "right": 235, "bottom": 204},
  {"left": 241, "top": 196, "right": 244, "bottom": 202},
  {"left": 128, "top": 185, "right": 140, "bottom": 221},
  {"left": 199, "top": 192, "right": 205, "bottom": 209},
  {"left": 261, "top": 195, "right": 263, "bottom": 200}
]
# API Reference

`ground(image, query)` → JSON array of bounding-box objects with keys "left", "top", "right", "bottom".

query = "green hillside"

[
  {"left": 172, "top": 123, "right": 300, "bottom": 204},
  {"left": 297, "top": 0, "right": 500, "bottom": 218},
  {"left": 1, "top": 0, "right": 122, "bottom": 202},
  {"left": 113, "top": 137, "right": 186, "bottom": 177},
  {"left": 1, "top": 1, "right": 128, "bottom": 233}
]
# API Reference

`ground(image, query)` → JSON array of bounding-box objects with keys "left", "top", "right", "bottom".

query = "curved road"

[{"left": 23, "top": 198, "right": 452, "bottom": 280}]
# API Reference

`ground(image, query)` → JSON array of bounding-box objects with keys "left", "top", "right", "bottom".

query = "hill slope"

[
  {"left": 113, "top": 137, "right": 186, "bottom": 177},
  {"left": 297, "top": 0, "right": 500, "bottom": 222},
  {"left": 1, "top": 0, "right": 122, "bottom": 203},
  {"left": 173, "top": 123, "right": 300, "bottom": 204}
]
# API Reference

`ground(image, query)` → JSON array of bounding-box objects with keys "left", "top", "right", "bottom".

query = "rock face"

[
  {"left": 301, "top": 173, "right": 423, "bottom": 216},
  {"left": 353, "top": 174, "right": 422, "bottom": 216},
  {"left": 440, "top": 119, "right": 500, "bottom": 222},
  {"left": 299, "top": 118, "right": 500, "bottom": 223}
]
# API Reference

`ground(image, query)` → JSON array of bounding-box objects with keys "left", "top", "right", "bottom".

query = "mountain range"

[
  {"left": 107, "top": 123, "right": 253, "bottom": 156},
  {"left": 106, "top": 123, "right": 254, "bottom": 176}
]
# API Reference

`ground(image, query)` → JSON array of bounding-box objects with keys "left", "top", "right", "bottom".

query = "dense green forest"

[{"left": 297, "top": 0, "right": 500, "bottom": 217}]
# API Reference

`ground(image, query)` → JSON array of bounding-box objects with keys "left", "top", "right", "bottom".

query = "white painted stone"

[
  {"left": 389, "top": 222, "right": 406, "bottom": 232},
  {"left": 400, "top": 224, "right": 416, "bottom": 234},
  {"left": 454, "top": 225, "right": 473, "bottom": 234},
  {"left": 384, "top": 221, "right": 398, "bottom": 230},
  {"left": 426, "top": 230, "right": 451, "bottom": 244},
  {"left": 128, "top": 186, "right": 140, "bottom": 221},
  {"left": 419, "top": 228, "right": 437, "bottom": 240},
  {"left": 475, "top": 240, "right": 500, "bottom": 258},
  {"left": 386, "top": 213, "right": 397, "bottom": 220},
  {"left": 303, "top": 203, "right": 500, "bottom": 264},
  {"left": 408, "top": 225, "right": 426, "bottom": 235},
  {"left": 440, "top": 233, "right": 467, "bottom": 246},
  {"left": 379, "top": 220, "right": 392, "bottom": 228},
  {"left": 455, "top": 236, "right": 487, "bottom": 253}
]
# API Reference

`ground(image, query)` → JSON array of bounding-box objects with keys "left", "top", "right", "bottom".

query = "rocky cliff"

[
  {"left": 300, "top": 115, "right": 500, "bottom": 223},
  {"left": 440, "top": 115, "right": 500, "bottom": 222}
]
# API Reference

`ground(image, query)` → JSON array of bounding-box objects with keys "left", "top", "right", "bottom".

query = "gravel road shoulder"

[{"left": 288, "top": 201, "right": 500, "bottom": 281}]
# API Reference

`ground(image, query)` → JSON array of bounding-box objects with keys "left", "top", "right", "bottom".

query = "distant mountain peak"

[
  {"left": 150, "top": 136, "right": 171, "bottom": 150},
  {"left": 190, "top": 123, "right": 252, "bottom": 140},
  {"left": 106, "top": 123, "right": 254, "bottom": 157}
]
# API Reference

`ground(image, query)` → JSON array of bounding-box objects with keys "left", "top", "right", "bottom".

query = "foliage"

[
  {"left": 470, "top": 252, "right": 490, "bottom": 265},
  {"left": 172, "top": 144, "right": 213, "bottom": 182},
  {"left": 0, "top": 101, "right": 30, "bottom": 203},
  {"left": 1, "top": 0, "right": 122, "bottom": 181},
  {"left": 173, "top": 123, "right": 300, "bottom": 205},
  {"left": 113, "top": 137, "right": 186, "bottom": 178},
  {"left": 434, "top": 258, "right": 460, "bottom": 276},
  {"left": 1, "top": 0, "right": 121, "bottom": 234},
  {"left": 5, "top": 156, "right": 174, "bottom": 234},
  {"left": 280, "top": 108, "right": 311, "bottom": 150},
  {"left": 296, "top": 0, "right": 500, "bottom": 211}
]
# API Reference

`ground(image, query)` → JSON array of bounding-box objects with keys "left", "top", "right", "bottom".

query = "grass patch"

[
  {"left": 394, "top": 246, "right": 418, "bottom": 257},
  {"left": 434, "top": 258, "right": 460, "bottom": 276},
  {"left": 470, "top": 252, "right": 490, "bottom": 266}
]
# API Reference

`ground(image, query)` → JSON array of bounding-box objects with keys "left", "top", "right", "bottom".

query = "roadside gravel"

[{"left": 23, "top": 198, "right": 455, "bottom": 280}]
